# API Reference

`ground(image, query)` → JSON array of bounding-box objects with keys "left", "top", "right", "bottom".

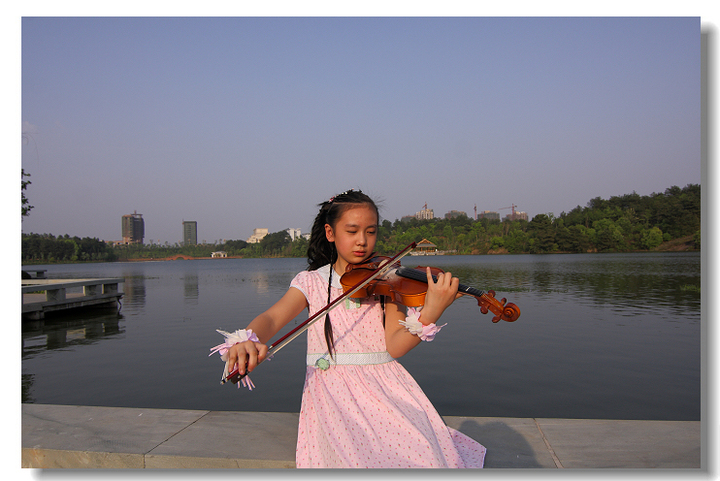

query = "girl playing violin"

[{"left": 223, "top": 189, "right": 486, "bottom": 468}]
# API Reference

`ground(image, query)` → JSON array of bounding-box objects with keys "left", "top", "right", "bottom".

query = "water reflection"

[
  {"left": 22, "top": 311, "right": 124, "bottom": 358},
  {"left": 21, "top": 311, "right": 125, "bottom": 404},
  {"left": 121, "top": 274, "right": 146, "bottom": 309},
  {"left": 430, "top": 254, "right": 700, "bottom": 316},
  {"left": 184, "top": 273, "right": 199, "bottom": 304},
  {"left": 250, "top": 272, "right": 270, "bottom": 294}
]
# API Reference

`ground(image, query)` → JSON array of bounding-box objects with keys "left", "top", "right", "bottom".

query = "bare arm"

[
  {"left": 385, "top": 268, "right": 459, "bottom": 358},
  {"left": 226, "top": 286, "right": 308, "bottom": 375}
]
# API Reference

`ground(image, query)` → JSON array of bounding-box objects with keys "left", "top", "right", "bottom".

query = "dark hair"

[
  {"left": 306, "top": 189, "right": 379, "bottom": 357},
  {"left": 307, "top": 189, "right": 379, "bottom": 270}
]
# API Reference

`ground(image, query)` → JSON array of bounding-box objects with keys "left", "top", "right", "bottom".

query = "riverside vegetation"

[{"left": 21, "top": 184, "right": 700, "bottom": 264}]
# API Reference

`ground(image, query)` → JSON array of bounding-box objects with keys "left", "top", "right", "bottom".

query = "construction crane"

[{"left": 499, "top": 204, "right": 518, "bottom": 220}]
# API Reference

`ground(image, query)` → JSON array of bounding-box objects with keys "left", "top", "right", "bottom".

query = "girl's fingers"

[
  {"left": 424, "top": 268, "right": 459, "bottom": 314},
  {"left": 238, "top": 340, "right": 268, "bottom": 374},
  {"left": 427, "top": 267, "right": 455, "bottom": 292},
  {"left": 257, "top": 343, "right": 269, "bottom": 362},
  {"left": 228, "top": 342, "right": 250, "bottom": 375},
  {"left": 426, "top": 267, "right": 434, "bottom": 283}
]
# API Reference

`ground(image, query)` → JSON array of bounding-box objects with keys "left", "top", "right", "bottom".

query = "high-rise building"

[
  {"left": 478, "top": 211, "right": 500, "bottom": 221},
  {"left": 503, "top": 211, "right": 529, "bottom": 222},
  {"left": 183, "top": 221, "right": 198, "bottom": 246},
  {"left": 121, "top": 211, "right": 144, "bottom": 244},
  {"left": 444, "top": 210, "right": 467, "bottom": 220},
  {"left": 416, "top": 203, "right": 434, "bottom": 220}
]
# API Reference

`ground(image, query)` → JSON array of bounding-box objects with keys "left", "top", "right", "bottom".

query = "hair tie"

[{"left": 329, "top": 188, "right": 363, "bottom": 203}]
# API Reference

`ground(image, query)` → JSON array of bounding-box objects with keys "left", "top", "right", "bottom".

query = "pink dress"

[{"left": 291, "top": 265, "right": 486, "bottom": 468}]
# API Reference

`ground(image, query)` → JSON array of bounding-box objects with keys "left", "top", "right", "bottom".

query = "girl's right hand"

[{"left": 225, "top": 340, "right": 268, "bottom": 377}]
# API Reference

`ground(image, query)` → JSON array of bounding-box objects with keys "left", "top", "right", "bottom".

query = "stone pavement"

[{"left": 21, "top": 403, "right": 702, "bottom": 469}]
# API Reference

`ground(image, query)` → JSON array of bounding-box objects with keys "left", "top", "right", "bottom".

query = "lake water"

[{"left": 21, "top": 253, "right": 701, "bottom": 421}]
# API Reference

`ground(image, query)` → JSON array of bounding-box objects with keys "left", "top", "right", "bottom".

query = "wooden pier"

[{"left": 22, "top": 278, "right": 124, "bottom": 320}]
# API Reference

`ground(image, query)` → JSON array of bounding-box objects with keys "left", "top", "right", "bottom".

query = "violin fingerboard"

[
  {"left": 459, "top": 284, "right": 485, "bottom": 298},
  {"left": 395, "top": 267, "right": 485, "bottom": 298}
]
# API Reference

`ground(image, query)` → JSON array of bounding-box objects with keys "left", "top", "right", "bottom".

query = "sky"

[{"left": 20, "top": 16, "right": 702, "bottom": 245}]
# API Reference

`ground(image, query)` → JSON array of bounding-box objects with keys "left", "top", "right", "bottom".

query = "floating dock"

[{"left": 22, "top": 278, "right": 124, "bottom": 320}]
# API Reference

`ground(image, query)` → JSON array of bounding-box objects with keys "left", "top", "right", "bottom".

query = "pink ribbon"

[{"left": 418, "top": 322, "right": 445, "bottom": 342}]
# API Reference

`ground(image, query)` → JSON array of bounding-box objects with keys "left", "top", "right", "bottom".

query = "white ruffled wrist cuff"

[
  {"left": 398, "top": 307, "right": 446, "bottom": 342},
  {"left": 209, "top": 329, "right": 260, "bottom": 390}
]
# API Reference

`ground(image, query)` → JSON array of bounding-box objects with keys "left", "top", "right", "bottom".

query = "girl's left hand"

[{"left": 419, "top": 267, "right": 460, "bottom": 325}]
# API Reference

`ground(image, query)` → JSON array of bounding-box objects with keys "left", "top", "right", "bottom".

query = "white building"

[
  {"left": 287, "top": 228, "right": 302, "bottom": 241},
  {"left": 247, "top": 228, "right": 269, "bottom": 243}
]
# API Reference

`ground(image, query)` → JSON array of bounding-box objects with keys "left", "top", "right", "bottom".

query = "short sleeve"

[{"left": 290, "top": 270, "right": 313, "bottom": 303}]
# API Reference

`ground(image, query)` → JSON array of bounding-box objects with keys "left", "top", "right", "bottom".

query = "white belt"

[{"left": 307, "top": 351, "right": 395, "bottom": 369}]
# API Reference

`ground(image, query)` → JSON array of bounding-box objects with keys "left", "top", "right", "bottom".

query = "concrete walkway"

[{"left": 21, "top": 403, "right": 702, "bottom": 469}]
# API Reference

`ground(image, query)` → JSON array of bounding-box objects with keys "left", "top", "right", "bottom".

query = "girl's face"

[{"left": 325, "top": 204, "right": 378, "bottom": 273}]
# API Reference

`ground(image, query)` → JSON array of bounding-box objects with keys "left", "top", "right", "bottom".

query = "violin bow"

[{"left": 222, "top": 241, "right": 417, "bottom": 384}]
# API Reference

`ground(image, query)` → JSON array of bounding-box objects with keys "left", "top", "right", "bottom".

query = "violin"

[{"left": 340, "top": 255, "right": 520, "bottom": 323}]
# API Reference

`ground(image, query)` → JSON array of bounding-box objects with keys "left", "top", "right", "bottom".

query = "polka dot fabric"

[{"left": 291, "top": 265, "right": 486, "bottom": 468}]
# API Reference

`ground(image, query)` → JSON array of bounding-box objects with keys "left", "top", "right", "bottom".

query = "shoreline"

[{"left": 21, "top": 248, "right": 701, "bottom": 267}]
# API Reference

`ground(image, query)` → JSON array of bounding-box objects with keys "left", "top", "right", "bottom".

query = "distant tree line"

[
  {"left": 21, "top": 184, "right": 700, "bottom": 264},
  {"left": 21, "top": 232, "right": 308, "bottom": 263},
  {"left": 376, "top": 184, "right": 700, "bottom": 255},
  {"left": 22, "top": 233, "right": 118, "bottom": 262},
  {"left": 108, "top": 238, "right": 251, "bottom": 261}
]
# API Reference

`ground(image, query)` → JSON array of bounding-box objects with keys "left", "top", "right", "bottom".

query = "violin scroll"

[{"left": 478, "top": 289, "right": 521, "bottom": 323}]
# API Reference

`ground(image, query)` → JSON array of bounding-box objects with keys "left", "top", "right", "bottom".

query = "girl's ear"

[{"left": 324, "top": 223, "right": 335, "bottom": 243}]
